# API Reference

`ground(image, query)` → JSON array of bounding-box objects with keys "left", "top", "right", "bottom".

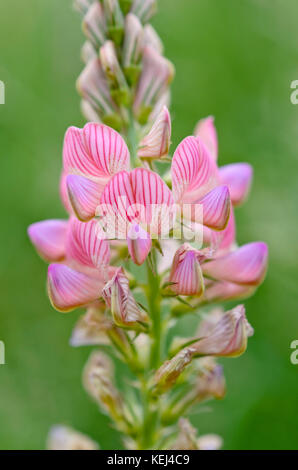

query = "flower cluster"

[{"left": 28, "top": 0, "right": 268, "bottom": 450}]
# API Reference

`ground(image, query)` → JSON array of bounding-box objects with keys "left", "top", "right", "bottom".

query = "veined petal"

[
  {"left": 203, "top": 205, "right": 236, "bottom": 253},
  {"left": 194, "top": 116, "right": 218, "bottom": 161},
  {"left": 28, "top": 219, "right": 68, "bottom": 262},
  {"left": 198, "top": 185, "right": 230, "bottom": 230},
  {"left": 169, "top": 244, "right": 204, "bottom": 296},
  {"left": 219, "top": 163, "right": 253, "bottom": 206},
  {"left": 203, "top": 242, "right": 268, "bottom": 286},
  {"left": 66, "top": 217, "right": 110, "bottom": 270},
  {"left": 191, "top": 305, "right": 253, "bottom": 358},
  {"left": 127, "top": 223, "right": 152, "bottom": 265},
  {"left": 66, "top": 174, "right": 104, "bottom": 221},
  {"left": 138, "top": 106, "right": 171, "bottom": 159},
  {"left": 63, "top": 123, "right": 130, "bottom": 179},
  {"left": 47, "top": 264, "right": 103, "bottom": 312},
  {"left": 171, "top": 136, "right": 219, "bottom": 204}
]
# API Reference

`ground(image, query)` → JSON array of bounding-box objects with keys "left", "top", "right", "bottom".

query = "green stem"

[{"left": 127, "top": 109, "right": 138, "bottom": 166}]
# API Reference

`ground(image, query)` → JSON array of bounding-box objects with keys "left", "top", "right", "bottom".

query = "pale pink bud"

[
  {"left": 102, "top": 268, "right": 148, "bottom": 328},
  {"left": 127, "top": 223, "right": 152, "bottom": 265},
  {"left": 143, "top": 24, "right": 164, "bottom": 53},
  {"left": 47, "top": 425, "right": 99, "bottom": 450},
  {"left": 131, "top": 0, "right": 157, "bottom": 23},
  {"left": 81, "top": 40, "right": 97, "bottom": 64},
  {"left": 195, "top": 358, "right": 226, "bottom": 400},
  {"left": 191, "top": 305, "right": 254, "bottom": 358},
  {"left": 134, "top": 46, "right": 174, "bottom": 124},
  {"left": 80, "top": 99, "right": 101, "bottom": 123},
  {"left": 169, "top": 244, "right": 204, "bottom": 296},
  {"left": 100, "top": 41, "right": 129, "bottom": 104},
  {"left": 70, "top": 303, "right": 112, "bottom": 347},
  {"left": 138, "top": 106, "right": 171, "bottom": 159},
  {"left": 77, "top": 58, "right": 116, "bottom": 117},
  {"left": 154, "top": 348, "right": 193, "bottom": 393},
  {"left": 82, "top": 1, "right": 106, "bottom": 48},
  {"left": 74, "top": 0, "right": 94, "bottom": 16},
  {"left": 83, "top": 350, "right": 124, "bottom": 421},
  {"left": 122, "top": 14, "right": 143, "bottom": 67}
]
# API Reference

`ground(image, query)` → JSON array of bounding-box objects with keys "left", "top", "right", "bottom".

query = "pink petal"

[
  {"left": 204, "top": 280, "right": 256, "bottom": 302},
  {"left": 47, "top": 264, "right": 103, "bottom": 312},
  {"left": 138, "top": 106, "right": 171, "bottom": 159},
  {"left": 63, "top": 123, "right": 130, "bottom": 178},
  {"left": 203, "top": 242, "right": 268, "bottom": 286},
  {"left": 127, "top": 223, "right": 152, "bottom": 265},
  {"left": 169, "top": 244, "right": 204, "bottom": 296},
  {"left": 28, "top": 220, "right": 68, "bottom": 262},
  {"left": 66, "top": 174, "right": 105, "bottom": 221},
  {"left": 198, "top": 185, "right": 230, "bottom": 230},
  {"left": 171, "top": 136, "right": 219, "bottom": 204},
  {"left": 219, "top": 163, "right": 253, "bottom": 206},
  {"left": 60, "top": 171, "right": 73, "bottom": 214},
  {"left": 194, "top": 116, "right": 218, "bottom": 161},
  {"left": 203, "top": 205, "right": 236, "bottom": 252},
  {"left": 66, "top": 217, "right": 110, "bottom": 270}
]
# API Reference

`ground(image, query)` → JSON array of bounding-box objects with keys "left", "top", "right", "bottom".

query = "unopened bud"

[
  {"left": 122, "top": 14, "right": 143, "bottom": 84},
  {"left": 138, "top": 106, "right": 171, "bottom": 159},
  {"left": 70, "top": 303, "right": 112, "bottom": 347},
  {"left": 131, "top": 0, "right": 157, "bottom": 23},
  {"left": 168, "top": 244, "right": 204, "bottom": 296},
  {"left": 74, "top": 0, "right": 94, "bottom": 16},
  {"left": 103, "top": 0, "right": 124, "bottom": 45},
  {"left": 100, "top": 41, "right": 130, "bottom": 106},
  {"left": 83, "top": 2, "right": 106, "bottom": 48},
  {"left": 143, "top": 24, "right": 164, "bottom": 53},
  {"left": 154, "top": 348, "right": 193, "bottom": 393},
  {"left": 171, "top": 419, "right": 199, "bottom": 450}
]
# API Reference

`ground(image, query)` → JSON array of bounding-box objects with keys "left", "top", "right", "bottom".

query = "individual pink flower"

[
  {"left": 194, "top": 116, "right": 253, "bottom": 207},
  {"left": 138, "top": 106, "right": 171, "bottom": 159},
  {"left": 28, "top": 217, "right": 112, "bottom": 312},
  {"left": 168, "top": 244, "right": 204, "bottom": 296},
  {"left": 171, "top": 136, "right": 231, "bottom": 231},
  {"left": 98, "top": 167, "right": 175, "bottom": 265},
  {"left": 61, "top": 122, "right": 130, "bottom": 221}
]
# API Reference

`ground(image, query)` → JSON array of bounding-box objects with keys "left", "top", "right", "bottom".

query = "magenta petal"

[
  {"left": 47, "top": 264, "right": 103, "bottom": 312},
  {"left": 28, "top": 219, "right": 68, "bottom": 262},
  {"left": 66, "top": 217, "right": 110, "bottom": 269},
  {"left": 219, "top": 163, "right": 253, "bottom": 206},
  {"left": 127, "top": 224, "right": 152, "bottom": 265},
  {"left": 198, "top": 185, "right": 231, "bottom": 231},
  {"left": 194, "top": 116, "right": 218, "bottom": 161},
  {"left": 203, "top": 242, "right": 268, "bottom": 286},
  {"left": 169, "top": 244, "right": 204, "bottom": 296},
  {"left": 66, "top": 174, "right": 104, "bottom": 221}
]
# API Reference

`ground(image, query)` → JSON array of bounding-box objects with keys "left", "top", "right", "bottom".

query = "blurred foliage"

[{"left": 0, "top": 0, "right": 297, "bottom": 449}]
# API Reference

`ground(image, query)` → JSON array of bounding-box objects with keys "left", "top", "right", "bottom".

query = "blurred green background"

[{"left": 0, "top": 0, "right": 298, "bottom": 450}]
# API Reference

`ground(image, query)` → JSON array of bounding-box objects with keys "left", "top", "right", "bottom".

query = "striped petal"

[
  {"left": 198, "top": 185, "right": 230, "bottom": 230},
  {"left": 102, "top": 268, "right": 148, "bottom": 328},
  {"left": 138, "top": 106, "right": 171, "bottom": 159},
  {"left": 66, "top": 217, "right": 110, "bottom": 270},
  {"left": 219, "top": 163, "right": 253, "bottom": 206},
  {"left": 169, "top": 244, "right": 204, "bottom": 296},
  {"left": 63, "top": 123, "right": 130, "bottom": 179},
  {"left": 203, "top": 242, "right": 268, "bottom": 286},
  {"left": 191, "top": 305, "right": 253, "bottom": 358},
  {"left": 66, "top": 174, "right": 105, "bottom": 221},
  {"left": 127, "top": 223, "right": 152, "bottom": 265},
  {"left": 28, "top": 219, "right": 68, "bottom": 262},
  {"left": 194, "top": 116, "right": 218, "bottom": 161},
  {"left": 203, "top": 205, "right": 236, "bottom": 252},
  {"left": 171, "top": 136, "right": 219, "bottom": 204},
  {"left": 47, "top": 264, "right": 103, "bottom": 312}
]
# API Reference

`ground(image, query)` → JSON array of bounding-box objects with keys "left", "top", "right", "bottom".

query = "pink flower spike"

[
  {"left": 28, "top": 220, "right": 68, "bottom": 262},
  {"left": 171, "top": 136, "right": 219, "bottom": 205},
  {"left": 66, "top": 174, "right": 104, "bottom": 222},
  {"left": 219, "top": 163, "right": 253, "bottom": 206},
  {"left": 138, "top": 106, "right": 171, "bottom": 159},
  {"left": 47, "top": 264, "right": 104, "bottom": 312},
  {"left": 198, "top": 185, "right": 231, "bottom": 231},
  {"left": 66, "top": 217, "right": 110, "bottom": 270},
  {"left": 203, "top": 242, "right": 268, "bottom": 286},
  {"left": 194, "top": 116, "right": 218, "bottom": 162},
  {"left": 169, "top": 244, "right": 204, "bottom": 296},
  {"left": 127, "top": 223, "right": 152, "bottom": 265},
  {"left": 191, "top": 305, "right": 254, "bottom": 358}
]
